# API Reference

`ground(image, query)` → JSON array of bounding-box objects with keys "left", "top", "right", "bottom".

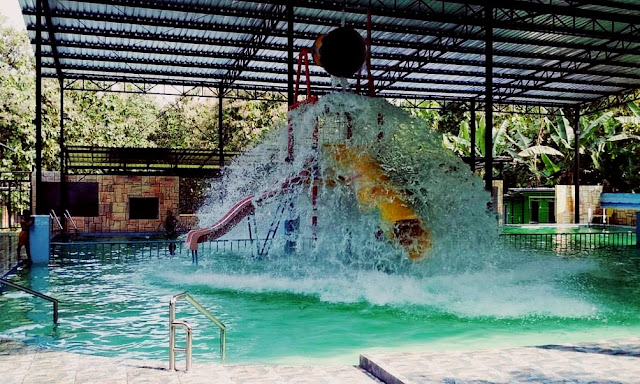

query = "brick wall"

[
  {"left": 554, "top": 185, "right": 603, "bottom": 224},
  {"left": 609, "top": 209, "right": 638, "bottom": 226},
  {"left": 42, "top": 172, "right": 179, "bottom": 233}
]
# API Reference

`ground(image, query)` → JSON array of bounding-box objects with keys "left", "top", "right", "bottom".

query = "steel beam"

[
  {"left": 287, "top": 1, "right": 294, "bottom": 105},
  {"left": 35, "top": 0, "right": 43, "bottom": 214},
  {"left": 573, "top": 107, "right": 581, "bottom": 224},
  {"left": 218, "top": 85, "right": 224, "bottom": 169},
  {"left": 223, "top": 3, "right": 287, "bottom": 88},
  {"left": 484, "top": 3, "right": 494, "bottom": 193},
  {"left": 470, "top": 100, "right": 476, "bottom": 172}
]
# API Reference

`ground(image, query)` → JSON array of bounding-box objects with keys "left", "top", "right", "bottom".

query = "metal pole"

[
  {"left": 218, "top": 85, "right": 224, "bottom": 169},
  {"left": 7, "top": 182, "right": 11, "bottom": 228},
  {"left": 484, "top": 4, "right": 494, "bottom": 193},
  {"left": 573, "top": 107, "right": 581, "bottom": 224},
  {"left": 470, "top": 100, "right": 476, "bottom": 172},
  {"left": 287, "top": 1, "right": 294, "bottom": 105},
  {"left": 35, "top": 0, "right": 43, "bottom": 214},
  {"left": 636, "top": 212, "right": 640, "bottom": 249},
  {"left": 59, "top": 80, "right": 67, "bottom": 229}
]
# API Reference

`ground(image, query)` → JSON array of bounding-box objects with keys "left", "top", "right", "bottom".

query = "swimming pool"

[{"left": 2, "top": 243, "right": 640, "bottom": 365}]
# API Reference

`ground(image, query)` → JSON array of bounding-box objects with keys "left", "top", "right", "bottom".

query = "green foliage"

[
  {"left": 65, "top": 88, "right": 159, "bottom": 148},
  {"left": 2, "top": 17, "right": 639, "bottom": 196},
  {"left": 0, "top": 18, "right": 35, "bottom": 172}
]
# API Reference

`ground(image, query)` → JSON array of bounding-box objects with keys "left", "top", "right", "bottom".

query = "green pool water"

[
  {"left": 502, "top": 224, "right": 636, "bottom": 235},
  {"left": 2, "top": 245, "right": 640, "bottom": 365}
]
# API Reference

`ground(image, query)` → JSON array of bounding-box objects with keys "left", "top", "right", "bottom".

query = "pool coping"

[{"left": 3, "top": 337, "right": 640, "bottom": 383}]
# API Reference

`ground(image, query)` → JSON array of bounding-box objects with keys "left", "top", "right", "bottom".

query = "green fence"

[{"left": 500, "top": 232, "right": 636, "bottom": 252}]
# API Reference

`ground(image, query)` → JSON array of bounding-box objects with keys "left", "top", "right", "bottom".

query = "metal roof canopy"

[
  {"left": 64, "top": 146, "right": 240, "bottom": 177},
  {"left": 20, "top": 0, "right": 640, "bottom": 218},
  {"left": 19, "top": 0, "right": 640, "bottom": 115}
]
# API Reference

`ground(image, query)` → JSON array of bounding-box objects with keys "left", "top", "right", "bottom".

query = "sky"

[{"left": 0, "top": 0, "right": 26, "bottom": 31}]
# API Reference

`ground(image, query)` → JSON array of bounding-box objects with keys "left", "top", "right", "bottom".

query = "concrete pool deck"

[{"left": 2, "top": 338, "right": 640, "bottom": 383}]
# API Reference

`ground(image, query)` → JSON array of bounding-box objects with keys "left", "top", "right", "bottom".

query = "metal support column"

[
  {"left": 469, "top": 100, "right": 476, "bottom": 172},
  {"left": 287, "top": 1, "right": 294, "bottom": 105},
  {"left": 484, "top": 4, "right": 494, "bottom": 193},
  {"left": 218, "top": 85, "right": 224, "bottom": 169},
  {"left": 573, "top": 107, "right": 581, "bottom": 224},
  {"left": 59, "top": 81, "right": 67, "bottom": 228},
  {"left": 35, "top": 0, "right": 43, "bottom": 214}
]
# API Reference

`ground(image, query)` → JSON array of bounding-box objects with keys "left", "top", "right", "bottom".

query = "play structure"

[{"left": 186, "top": 16, "right": 433, "bottom": 262}]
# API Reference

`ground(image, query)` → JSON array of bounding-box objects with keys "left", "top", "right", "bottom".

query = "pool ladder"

[
  {"left": 0, "top": 278, "right": 58, "bottom": 324},
  {"left": 169, "top": 292, "right": 226, "bottom": 371}
]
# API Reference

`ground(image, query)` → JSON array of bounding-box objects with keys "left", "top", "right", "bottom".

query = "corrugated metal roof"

[{"left": 19, "top": 0, "right": 640, "bottom": 109}]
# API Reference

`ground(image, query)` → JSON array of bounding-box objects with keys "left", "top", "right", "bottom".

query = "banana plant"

[
  {"left": 442, "top": 114, "right": 509, "bottom": 158},
  {"left": 503, "top": 116, "right": 563, "bottom": 184}
]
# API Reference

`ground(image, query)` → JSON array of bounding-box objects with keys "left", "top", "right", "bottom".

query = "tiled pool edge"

[
  {"left": 359, "top": 338, "right": 640, "bottom": 383},
  {"left": 4, "top": 337, "right": 640, "bottom": 383},
  {"left": 0, "top": 338, "right": 382, "bottom": 384}
]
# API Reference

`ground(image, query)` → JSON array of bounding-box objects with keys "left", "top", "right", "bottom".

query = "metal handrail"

[
  {"left": 64, "top": 210, "right": 78, "bottom": 231},
  {"left": 169, "top": 291, "right": 226, "bottom": 371},
  {"left": 0, "top": 278, "right": 59, "bottom": 324},
  {"left": 50, "top": 210, "right": 63, "bottom": 230}
]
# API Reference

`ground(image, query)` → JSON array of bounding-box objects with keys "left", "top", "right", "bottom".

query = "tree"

[
  {"left": 64, "top": 87, "right": 159, "bottom": 148},
  {"left": 0, "top": 16, "right": 36, "bottom": 173}
]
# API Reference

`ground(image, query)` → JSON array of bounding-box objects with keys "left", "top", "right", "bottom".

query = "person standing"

[
  {"left": 165, "top": 210, "right": 179, "bottom": 255},
  {"left": 17, "top": 210, "right": 34, "bottom": 265}
]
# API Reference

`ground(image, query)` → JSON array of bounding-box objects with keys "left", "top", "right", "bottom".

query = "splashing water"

[
  {"left": 3, "top": 93, "right": 633, "bottom": 365},
  {"left": 196, "top": 92, "right": 599, "bottom": 318}
]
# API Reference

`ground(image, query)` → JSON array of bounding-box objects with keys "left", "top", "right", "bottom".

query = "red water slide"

[
  {"left": 184, "top": 168, "right": 312, "bottom": 251},
  {"left": 185, "top": 195, "right": 255, "bottom": 251}
]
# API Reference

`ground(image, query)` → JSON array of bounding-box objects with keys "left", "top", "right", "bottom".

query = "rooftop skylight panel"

[
  {"left": 493, "top": 56, "right": 554, "bottom": 68},
  {"left": 543, "top": 83, "right": 622, "bottom": 93},
  {"left": 441, "top": 52, "right": 484, "bottom": 62},
  {"left": 506, "top": 96, "right": 575, "bottom": 105}
]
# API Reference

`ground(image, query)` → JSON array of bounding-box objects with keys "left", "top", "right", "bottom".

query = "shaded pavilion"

[{"left": 19, "top": 0, "right": 640, "bottom": 223}]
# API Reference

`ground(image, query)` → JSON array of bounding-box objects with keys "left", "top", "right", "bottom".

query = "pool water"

[{"left": 2, "top": 245, "right": 640, "bottom": 365}]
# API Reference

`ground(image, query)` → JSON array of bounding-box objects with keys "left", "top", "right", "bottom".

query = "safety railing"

[
  {"left": 50, "top": 240, "right": 184, "bottom": 264},
  {"left": 169, "top": 292, "right": 226, "bottom": 371},
  {"left": 0, "top": 278, "right": 59, "bottom": 324},
  {"left": 50, "top": 210, "right": 63, "bottom": 231},
  {"left": 64, "top": 210, "right": 78, "bottom": 231},
  {"left": 50, "top": 237, "right": 315, "bottom": 264},
  {"left": 500, "top": 231, "right": 636, "bottom": 252},
  {"left": 191, "top": 237, "right": 314, "bottom": 254}
]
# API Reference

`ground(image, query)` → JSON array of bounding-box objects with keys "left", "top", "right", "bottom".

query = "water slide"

[
  {"left": 185, "top": 171, "right": 311, "bottom": 251},
  {"left": 185, "top": 146, "right": 431, "bottom": 259},
  {"left": 185, "top": 195, "right": 255, "bottom": 251},
  {"left": 328, "top": 144, "right": 432, "bottom": 260}
]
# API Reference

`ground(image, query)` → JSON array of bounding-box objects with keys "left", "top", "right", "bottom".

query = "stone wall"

[
  {"left": 493, "top": 180, "right": 504, "bottom": 225},
  {"left": 41, "top": 172, "right": 179, "bottom": 233},
  {"left": 608, "top": 209, "right": 638, "bottom": 226},
  {"left": 554, "top": 185, "right": 603, "bottom": 224}
]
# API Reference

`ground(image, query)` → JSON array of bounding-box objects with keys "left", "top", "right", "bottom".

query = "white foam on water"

[{"left": 158, "top": 253, "right": 598, "bottom": 319}]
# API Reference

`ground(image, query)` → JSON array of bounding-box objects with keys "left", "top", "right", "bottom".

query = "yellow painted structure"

[{"left": 328, "top": 144, "right": 431, "bottom": 260}]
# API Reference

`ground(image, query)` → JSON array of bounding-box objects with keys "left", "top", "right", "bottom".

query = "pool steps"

[{"left": 169, "top": 291, "right": 226, "bottom": 371}]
